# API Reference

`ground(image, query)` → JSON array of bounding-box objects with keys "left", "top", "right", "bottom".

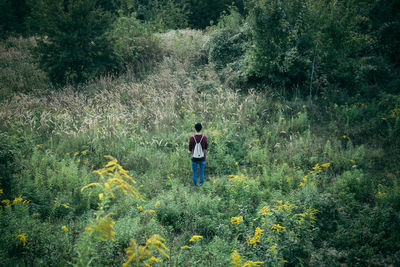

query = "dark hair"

[{"left": 195, "top": 123, "right": 202, "bottom": 132}]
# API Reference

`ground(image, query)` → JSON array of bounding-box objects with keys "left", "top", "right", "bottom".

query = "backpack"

[{"left": 192, "top": 135, "right": 204, "bottom": 159}]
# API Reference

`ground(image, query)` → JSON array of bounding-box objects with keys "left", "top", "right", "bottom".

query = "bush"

[
  {"left": 32, "top": 0, "right": 119, "bottom": 85},
  {"left": 0, "top": 37, "right": 49, "bottom": 100},
  {"left": 107, "top": 13, "right": 162, "bottom": 72}
]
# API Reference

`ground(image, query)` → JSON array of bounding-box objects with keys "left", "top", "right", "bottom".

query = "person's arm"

[{"left": 188, "top": 137, "right": 193, "bottom": 151}]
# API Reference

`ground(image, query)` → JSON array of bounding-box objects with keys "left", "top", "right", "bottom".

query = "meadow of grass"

[{"left": 0, "top": 30, "right": 399, "bottom": 266}]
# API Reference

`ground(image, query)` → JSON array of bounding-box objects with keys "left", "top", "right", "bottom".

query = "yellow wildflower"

[
  {"left": 98, "top": 193, "right": 104, "bottom": 200},
  {"left": 137, "top": 204, "right": 143, "bottom": 212},
  {"left": 242, "top": 260, "right": 264, "bottom": 267},
  {"left": 189, "top": 235, "right": 203, "bottom": 242},
  {"left": 146, "top": 234, "right": 170, "bottom": 259},
  {"left": 273, "top": 200, "right": 295, "bottom": 212},
  {"left": 281, "top": 259, "right": 288, "bottom": 263},
  {"left": 247, "top": 227, "right": 263, "bottom": 248},
  {"left": 81, "top": 150, "right": 87, "bottom": 155},
  {"left": 231, "top": 250, "right": 242, "bottom": 267},
  {"left": 342, "top": 135, "right": 347, "bottom": 139},
  {"left": 144, "top": 256, "right": 161, "bottom": 267},
  {"left": 181, "top": 245, "right": 192, "bottom": 249},
  {"left": 87, "top": 212, "right": 116, "bottom": 241},
  {"left": 271, "top": 224, "right": 286, "bottom": 232},
  {"left": 123, "top": 239, "right": 151, "bottom": 267},
  {"left": 235, "top": 162, "right": 239, "bottom": 166},
  {"left": 74, "top": 152, "right": 79, "bottom": 157},
  {"left": 61, "top": 226, "right": 68, "bottom": 232},
  {"left": 321, "top": 163, "right": 330, "bottom": 168},
  {"left": 349, "top": 159, "right": 355, "bottom": 163},
  {"left": 258, "top": 206, "right": 271, "bottom": 215},
  {"left": 12, "top": 196, "right": 23, "bottom": 205},
  {"left": 63, "top": 204, "right": 69, "bottom": 209},
  {"left": 145, "top": 209, "right": 155, "bottom": 214},
  {"left": 0, "top": 189, "right": 3, "bottom": 194},
  {"left": 231, "top": 216, "right": 243, "bottom": 224},
  {"left": 17, "top": 234, "right": 27, "bottom": 246},
  {"left": 155, "top": 201, "right": 161, "bottom": 207}
]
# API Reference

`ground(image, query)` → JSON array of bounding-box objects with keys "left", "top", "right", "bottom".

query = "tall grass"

[{"left": 0, "top": 30, "right": 399, "bottom": 266}]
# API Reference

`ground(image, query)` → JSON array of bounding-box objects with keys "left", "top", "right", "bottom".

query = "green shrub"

[
  {"left": 32, "top": 0, "right": 118, "bottom": 85},
  {"left": 0, "top": 37, "right": 49, "bottom": 100},
  {"left": 107, "top": 13, "right": 162, "bottom": 71}
]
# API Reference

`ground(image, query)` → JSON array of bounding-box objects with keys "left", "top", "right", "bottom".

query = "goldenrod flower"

[
  {"left": 87, "top": 212, "right": 116, "bottom": 241},
  {"left": 2, "top": 199, "right": 10, "bottom": 206},
  {"left": 271, "top": 224, "right": 286, "bottom": 232},
  {"left": 258, "top": 206, "right": 271, "bottom": 215},
  {"left": 17, "top": 234, "right": 27, "bottom": 246},
  {"left": 242, "top": 260, "right": 264, "bottom": 267},
  {"left": 98, "top": 193, "right": 104, "bottom": 200},
  {"left": 321, "top": 163, "right": 330, "bottom": 168},
  {"left": 12, "top": 196, "right": 23, "bottom": 205},
  {"left": 82, "top": 156, "right": 142, "bottom": 200},
  {"left": 181, "top": 245, "right": 192, "bottom": 249},
  {"left": 146, "top": 234, "right": 170, "bottom": 259},
  {"left": 247, "top": 227, "right": 263, "bottom": 248},
  {"left": 189, "top": 235, "right": 203, "bottom": 242},
  {"left": 145, "top": 209, "right": 155, "bottom": 214},
  {"left": 231, "top": 216, "right": 243, "bottom": 224},
  {"left": 61, "top": 226, "right": 68, "bottom": 232},
  {"left": 137, "top": 204, "right": 143, "bottom": 212},
  {"left": 144, "top": 256, "right": 161, "bottom": 267},
  {"left": 273, "top": 200, "right": 295, "bottom": 212},
  {"left": 230, "top": 250, "right": 242, "bottom": 267}
]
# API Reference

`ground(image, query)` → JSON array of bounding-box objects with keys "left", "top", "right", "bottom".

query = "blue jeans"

[{"left": 192, "top": 161, "right": 205, "bottom": 186}]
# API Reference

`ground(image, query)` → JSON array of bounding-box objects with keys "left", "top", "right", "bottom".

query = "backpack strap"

[
  {"left": 199, "top": 135, "right": 204, "bottom": 144},
  {"left": 193, "top": 135, "right": 203, "bottom": 144}
]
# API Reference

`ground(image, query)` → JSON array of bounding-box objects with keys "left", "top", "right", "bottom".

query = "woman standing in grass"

[{"left": 189, "top": 123, "right": 208, "bottom": 186}]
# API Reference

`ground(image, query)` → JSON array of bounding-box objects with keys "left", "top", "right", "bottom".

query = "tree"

[{"left": 31, "top": 0, "right": 119, "bottom": 85}]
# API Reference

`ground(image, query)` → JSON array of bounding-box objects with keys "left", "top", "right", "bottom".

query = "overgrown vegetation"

[{"left": 1, "top": 0, "right": 399, "bottom": 266}]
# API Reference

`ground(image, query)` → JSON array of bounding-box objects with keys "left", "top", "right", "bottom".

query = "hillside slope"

[{"left": 0, "top": 30, "right": 399, "bottom": 266}]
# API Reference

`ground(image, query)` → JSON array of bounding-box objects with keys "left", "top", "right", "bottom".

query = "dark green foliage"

[
  {"left": 31, "top": 0, "right": 119, "bottom": 85},
  {"left": 207, "top": 8, "right": 249, "bottom": 87},
  {"left": 243, "top": 0, "right": 400, "bottom": 96},
  {"left": 119, "top": 0, "right": 189, "bottom": 31},
  {"left": 0, "top": 37, "right": 49, "bottom": 100},
  {"left": 0, "top": 0, "right": 30, "bottom": 38},
  {"left": 107, "top": 13, "right": 162, "bottom": 69}
]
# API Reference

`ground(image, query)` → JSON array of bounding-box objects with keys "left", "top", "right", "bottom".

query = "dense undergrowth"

[{"left": 1, "top": 30, "right": 400, "bottom": 266}]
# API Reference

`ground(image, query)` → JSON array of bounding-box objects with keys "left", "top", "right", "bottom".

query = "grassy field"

[{"left": 1, "top": 30, "right": 399, "bottom": 266}]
